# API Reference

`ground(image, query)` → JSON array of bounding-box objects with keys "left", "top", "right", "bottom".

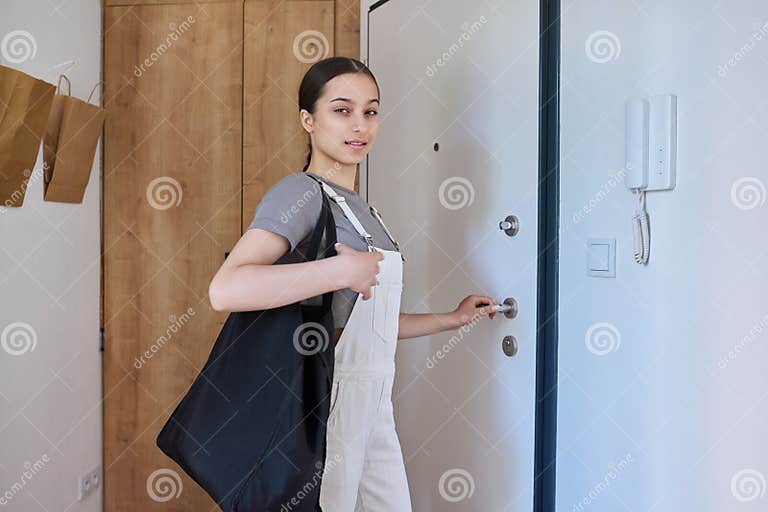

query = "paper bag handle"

[
  {"left": 57, "top": 74, "right": 71, "bottom": 96},
  {"left": 55, "top": 76, "right": 102, "bottom": 106},
  {"left": 87, "top": 81, "right": 103, "bottom": 105}
]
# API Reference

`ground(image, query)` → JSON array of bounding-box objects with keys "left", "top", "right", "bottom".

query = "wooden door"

[
  {"left": 103, "top": 0, "right": 359, "bottom": 509},
  {"left": 242, "top": 0, "right": 336, "bottom": 221},
  {"left": 103, "top": 3, "right": 243, "bottom": 509}
]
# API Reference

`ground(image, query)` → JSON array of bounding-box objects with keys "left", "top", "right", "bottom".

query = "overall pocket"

[
  {"left": 372, "top": 283, "right": 403, "bottom": 342},
  {"left": 328, "top": 379, "right": 343, "bottom": 423}
]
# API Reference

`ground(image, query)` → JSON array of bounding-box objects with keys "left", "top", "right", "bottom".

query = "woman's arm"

[
  {"left": 397, "top": 294, "right": 497, "bottom": 340},
  {"left": 209, "top": 229, "right": 382, "bottom": 312}
]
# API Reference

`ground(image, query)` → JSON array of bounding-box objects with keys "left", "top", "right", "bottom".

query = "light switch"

[
  {"left": 587, "top": 238, "right": 616, "bottom": 277},
  {"left": 588, "top": 244, "right": 610, "bottom": 271}
]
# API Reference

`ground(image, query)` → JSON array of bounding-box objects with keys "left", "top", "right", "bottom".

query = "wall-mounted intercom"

[{"left": 624, "top": 93, "right": 677, "bottom": 265}]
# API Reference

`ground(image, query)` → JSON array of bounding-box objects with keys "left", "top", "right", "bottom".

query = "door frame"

[
  {"left": 360, "top": 2, "right": 561, "bottom": 511},
  {"left": 534, "top": 0, "right": 560, "bottom": 511}
]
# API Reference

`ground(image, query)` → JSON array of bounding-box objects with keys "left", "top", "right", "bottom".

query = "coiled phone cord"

[{"left": 632, "top": 189, "right": 650, "bottom": 265}]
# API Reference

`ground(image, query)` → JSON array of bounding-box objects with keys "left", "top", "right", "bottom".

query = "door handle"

[
  {"left": 499, "top": 215, "right": 519, "bottom": 236},
  {"left": 491, "top": 297, "right": 518, "bottom": 319}
]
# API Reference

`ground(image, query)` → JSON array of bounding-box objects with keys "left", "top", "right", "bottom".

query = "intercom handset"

[{"left": 624, "top": 94, "right": 677, "bottom": 265}]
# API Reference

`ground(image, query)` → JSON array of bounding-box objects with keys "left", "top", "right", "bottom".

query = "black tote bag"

[{"left": 157, "top": 175, "right": 337, "bottom": 511}]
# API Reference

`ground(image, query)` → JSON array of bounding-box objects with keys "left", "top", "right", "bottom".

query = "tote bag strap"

[
  {"left": 303, "top": 174, "right": 338, "bottom": 315},
  {"left": 302, "top": 183, "right": 333, "bottom": 262}
]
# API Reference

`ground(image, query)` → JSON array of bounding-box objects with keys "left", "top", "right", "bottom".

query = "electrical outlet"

[{"left": 78, "top": 465, "right": 101, "bottom": 501}]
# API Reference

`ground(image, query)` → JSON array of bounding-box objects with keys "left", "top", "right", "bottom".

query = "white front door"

[{"left": 363, "top": 1, "right": 540, "bottom": 509}]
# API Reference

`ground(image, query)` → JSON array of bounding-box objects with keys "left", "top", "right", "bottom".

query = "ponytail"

[{"left": 301, "top": 142, "right": 312, "bottom": 172}]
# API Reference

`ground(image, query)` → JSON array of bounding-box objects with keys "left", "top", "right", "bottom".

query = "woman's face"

[{"left": 302, "top": 73, "right": 380, "bottom": 166}]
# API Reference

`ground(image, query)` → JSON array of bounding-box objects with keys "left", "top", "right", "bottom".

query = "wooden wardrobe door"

[
  {"left": 242, "top": 0, "right": 335, "bottom": 225},
  {"left": 103, "top": 3, "right": 242, "bottom": 510}
]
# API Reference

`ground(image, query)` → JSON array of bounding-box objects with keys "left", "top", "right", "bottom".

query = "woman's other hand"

[{"left": 334, "top": 242, "right": 383, "bottom": 300}]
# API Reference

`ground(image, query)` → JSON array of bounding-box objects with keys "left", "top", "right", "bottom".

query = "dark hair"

[{"left": 298, "top": 57, "right": 380, "bottom": 173}]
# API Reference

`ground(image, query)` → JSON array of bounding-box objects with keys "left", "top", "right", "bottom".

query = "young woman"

[{"left": 208, "top": 56, "right": 498, "bottom": 511}]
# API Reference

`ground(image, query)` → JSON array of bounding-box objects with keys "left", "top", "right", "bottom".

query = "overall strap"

[
  {"left": 311, "top": 178, "right": 376, "bottom": 252},
  {"left": 309, "top": 175, "right": 405, "bottom": 261},
  {"left": 369, "top": 205, "right": 401, "bottom": 254}
]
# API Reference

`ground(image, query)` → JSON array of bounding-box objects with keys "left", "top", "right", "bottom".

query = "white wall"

[
  {"left": 0, "top": 2, "right": 103, "bottom": 511},
  {"left": 558, "top": 1, "right": 768, "bottom": 510}
]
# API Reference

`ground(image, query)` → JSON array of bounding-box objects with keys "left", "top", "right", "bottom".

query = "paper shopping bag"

[
  {"left": 0, "top": 64, "right": 56, "bottom": 208},
  {"left": 42, "top": 75, "right": 106, "bottom": 203}
]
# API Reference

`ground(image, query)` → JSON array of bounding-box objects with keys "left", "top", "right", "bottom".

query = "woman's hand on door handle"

[
  {"left": 449, "top": 294, "right": 498, "bottom": 327},
  {"left": 396, "top": 295, "right": 496, "bottom": 340}
]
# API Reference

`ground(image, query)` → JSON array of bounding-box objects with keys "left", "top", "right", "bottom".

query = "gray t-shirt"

[{"left": 247, "top": 171, "right": 399, "bottom": 328}]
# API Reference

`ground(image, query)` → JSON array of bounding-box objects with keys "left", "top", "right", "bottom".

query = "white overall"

[{"left": 315, "top": 180, "right": 412, "bottom": 512}]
